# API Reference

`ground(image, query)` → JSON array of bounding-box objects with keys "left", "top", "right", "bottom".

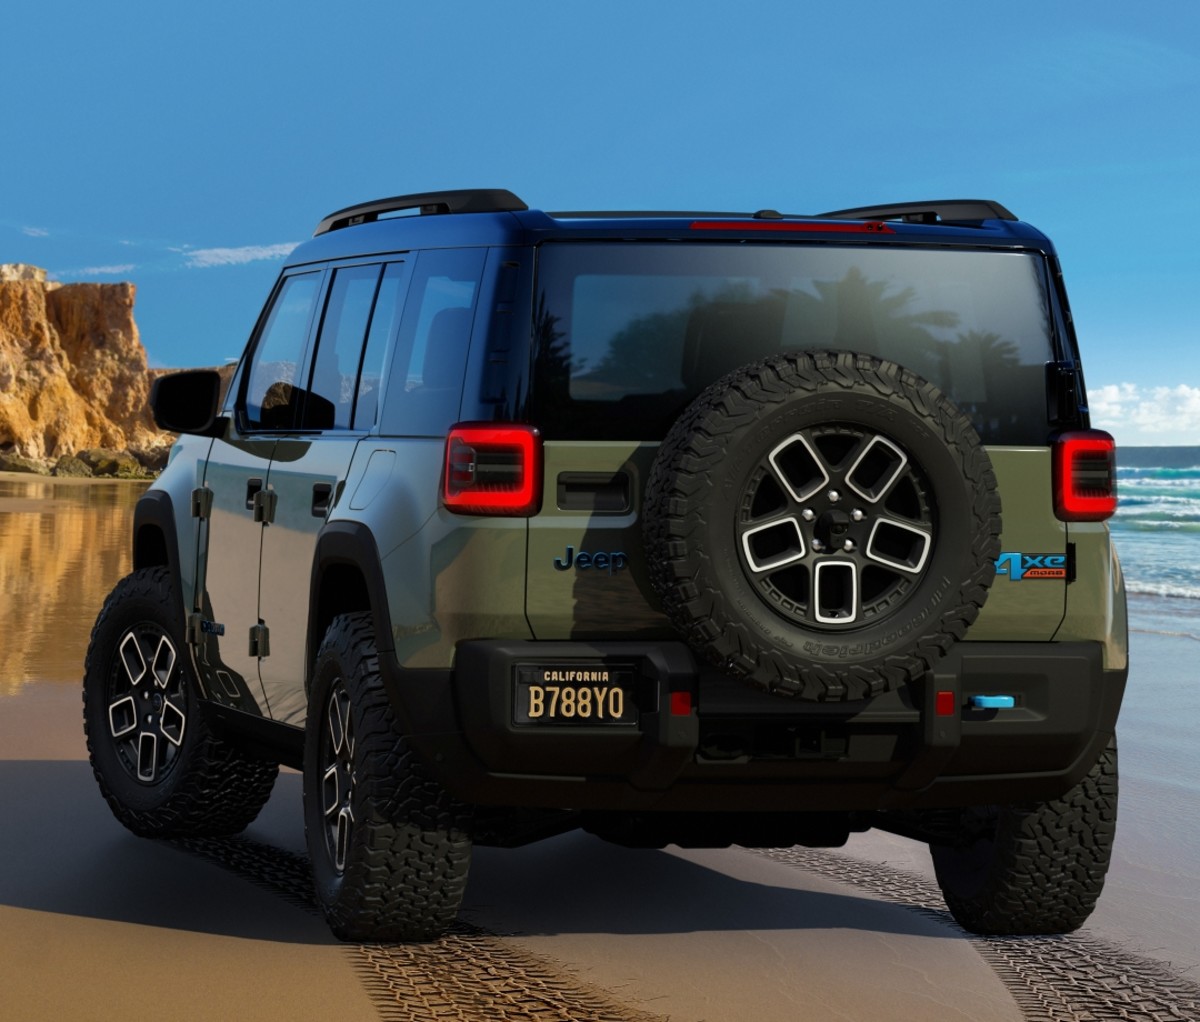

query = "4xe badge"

[{"left": 995, "top": 552, "right": 1067, "bottom": 581}]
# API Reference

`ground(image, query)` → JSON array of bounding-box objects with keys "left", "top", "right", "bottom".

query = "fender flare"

[{"left": 307, "top": 520, "right": 396, "bottom": 685}]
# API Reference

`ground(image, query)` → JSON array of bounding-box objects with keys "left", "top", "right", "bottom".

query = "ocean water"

[{"left": 1113, "top": 449, "right": 1200, "bottom": 640}]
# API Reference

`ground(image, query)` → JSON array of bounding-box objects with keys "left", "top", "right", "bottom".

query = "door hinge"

[
  {"left": 252, "top": 488, "right": 278, "bottom": 524},
  {"left": 191, "top": 487, "right": 214, "bottom": 519},
  {"left": 187, "top": 613, "right": 203, "bottom": 644},
  {"left": 249, "top": 623, "right": 270, "bottom": 658}
]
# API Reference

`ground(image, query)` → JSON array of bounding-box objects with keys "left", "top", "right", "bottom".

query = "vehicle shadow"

[
  {"left": 2, "top": 761, "right": 958, "bottom": 946},
  {"left": 0, "top": 760, "right": 334, "bottom": 944},
  {"left": 464, "top": 829, "right": 957, "bottom": 940}
]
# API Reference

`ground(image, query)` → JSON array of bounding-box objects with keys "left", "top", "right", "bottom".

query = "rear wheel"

[
  {"left": 304, "top": 612, "right": 472, "bottom": 942},
  {"left": 930, "top": 739, "right": 1118, "bottom": 935},
  {"left": 83, "top": 567, "right": 279, "bottom": 837}
]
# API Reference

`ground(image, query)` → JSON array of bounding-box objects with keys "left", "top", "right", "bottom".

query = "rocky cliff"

[{"left": 0, "top": 264, "right": 172, "bottom": 474}]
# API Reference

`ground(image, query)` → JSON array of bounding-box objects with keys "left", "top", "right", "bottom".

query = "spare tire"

[{"left": 644, "top": 350, "right": 1001, "bottom": 701}]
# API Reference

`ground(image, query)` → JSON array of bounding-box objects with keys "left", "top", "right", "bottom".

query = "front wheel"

[
  {"left": 83, "top": 567, "right": 279, "bottom": 837},
  {"left": 304, "top": 612, "right": 472, "bottom": 942},
  {"left": 930, "top": 738, "right": 1118, "bottom": 935}
]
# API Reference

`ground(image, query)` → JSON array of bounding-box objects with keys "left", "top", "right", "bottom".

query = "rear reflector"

[
  {"left": 670, "top": 691, "right": 693, "bottom": 717},
  {"left": 1054, "top": 430, "right": 1117, "bottom": 521},
  {"left": 935, "top": 691, "right": 957, "bottom": 717},
  {"left": 443, "top": 424, "right": 541, "bottom": 515}
]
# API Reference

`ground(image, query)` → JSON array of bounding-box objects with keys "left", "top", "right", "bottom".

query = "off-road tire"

[
  {"left": 83, "top": 567, "right": 279, "bottom": 837},
  {"left": 304, "top": 612, "right": 472, "bottom": 942},
  {"left": 644, "top": 350, "right": 1001, "bottom": 701},
  {"left": 930, "top": 738, "right": 1118, "bottom": 935}
]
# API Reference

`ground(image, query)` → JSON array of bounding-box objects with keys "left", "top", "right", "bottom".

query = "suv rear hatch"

[{"left": 524, "top": 239, "right": 1068, "bottom": 641}]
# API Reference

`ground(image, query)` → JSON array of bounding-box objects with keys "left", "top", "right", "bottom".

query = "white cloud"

[
  {"left": 77, "top": 263, "right": 137, "bottom": 276},
  {"left": 22, "top": 226, "right": 49, "bottom": 237},
  {"left": 1090, "top": 383, "right": 1200, "bottom": 445},
  {"left": 183, "top": 242, "right": 300, "bottom": 268}
]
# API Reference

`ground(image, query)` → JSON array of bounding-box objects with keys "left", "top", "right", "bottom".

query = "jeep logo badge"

[{"left": 553, "top": 546, "right": 628, "bottom": 574}]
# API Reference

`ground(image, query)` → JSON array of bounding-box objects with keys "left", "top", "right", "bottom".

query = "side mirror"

[{"left": 150, "top": 370, "right": 226, "bottom": 437}]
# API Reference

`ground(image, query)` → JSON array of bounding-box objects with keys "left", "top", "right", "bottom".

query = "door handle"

[{"left": 312, "top": 482, "right": 333, "bottom": 518}]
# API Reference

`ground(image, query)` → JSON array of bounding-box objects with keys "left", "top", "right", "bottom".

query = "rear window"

[{"left": 531, "top": 242, "right": 1056, "bottom": 444}]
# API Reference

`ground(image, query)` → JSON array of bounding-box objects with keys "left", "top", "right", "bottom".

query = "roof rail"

[
  {"left": 818, "top": 200, "right": 1017, "bottom": 224},
  {"left": 314, "top": 189, "right": 528, "bottom": 235}
]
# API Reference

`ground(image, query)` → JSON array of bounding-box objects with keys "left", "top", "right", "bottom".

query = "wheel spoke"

[
  {"left": 137, "top": 731, "right": 158, "bottom": 782},
  {"left": 118, "top": 632, "right": 147, "bottom": 687},
  {"left": 866, "top": 518, "right": 933, "bottom": 574},
  {"left": 327, "top": 687, "right": 348, "bottom": 755},
  {"left": 334, "top": 807, "right": 352, "bottom": 873},
  {"left": 767, "top": 433, "right": 830, "bottom": 503},
  {"left": 343, "top": 701, "right": 354, "bottom": 760},
  {"left": 323, "top": 762, "right": 341, "bottom": 818},
  {"left": 160, "top": 698, "right": 186, "bottom": 747},
  {"left": 740, "top": 515, "right": 807, "bottom": 573},
  {"left": 151, "top": 636, "right": 176, "bottom": 690},
  {"left": 813, "top": 560, "right": 858, "bottom": 624},
  {"left": 845, "top": 434, "right": 909, "bottom": 504},
  {"left": 108, "top": 695, "right": 138, "bottom": 739}
]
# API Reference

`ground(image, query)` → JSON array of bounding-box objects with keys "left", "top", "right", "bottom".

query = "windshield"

[{"left": 531, "top": 242, "right": 1056, "bottom": 444}]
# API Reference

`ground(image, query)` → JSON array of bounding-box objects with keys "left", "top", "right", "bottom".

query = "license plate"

[{"left": 513, "top": 664, "right": 637, "bottom": 726}]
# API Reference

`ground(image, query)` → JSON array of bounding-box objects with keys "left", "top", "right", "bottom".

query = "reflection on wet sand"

[{"left": 0, "top": 474, "right": 146, "bottom": 691}]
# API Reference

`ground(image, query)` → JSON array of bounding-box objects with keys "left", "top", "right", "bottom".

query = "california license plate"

[{"left": 513, "top": 664, "right": 637, "bottom": 725}]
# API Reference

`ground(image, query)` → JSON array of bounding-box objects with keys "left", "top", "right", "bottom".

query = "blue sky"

[{"left": 3, "top": 0, "right": 1198, "bottom": 445}]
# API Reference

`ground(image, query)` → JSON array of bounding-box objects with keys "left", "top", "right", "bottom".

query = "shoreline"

[{"left": 0, "top": 469, "right": 156, "bottom": 485}]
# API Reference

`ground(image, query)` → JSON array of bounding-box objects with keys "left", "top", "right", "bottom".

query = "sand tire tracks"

[
  {"left": 170, "top": 834, "right": 1200, "bottom": 1021},
  {"left": 760, "top": 847, "right": 1200, "bottom": 1022},
  {"left": 171, "top": 835, "right": 666, "bottom": 1022}
]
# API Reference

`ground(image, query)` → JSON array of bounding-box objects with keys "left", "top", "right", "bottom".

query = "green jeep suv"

[{"left": 83, "top": 190, "right": 1125, "bottom": 941}]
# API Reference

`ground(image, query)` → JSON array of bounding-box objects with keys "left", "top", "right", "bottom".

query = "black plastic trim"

[
  {"left": 820, "top": 199, "right": 1017, "bottom": 223},
  {"left": 204, "top": 703, "right": 304, "bottom": 769},
  {"left": 315, "top": 189, "right": 528, "bottom": 235},
  {"left": 132, "top": 490, "right": 184, "bottom": 605},
  {"left": 307, "top": 521, "right": 396, "bottom": 686},
  {"left": 380, "top": 638, "right": 1125, "bottom": 813}
]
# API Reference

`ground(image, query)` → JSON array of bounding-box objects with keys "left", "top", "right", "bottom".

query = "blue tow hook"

[{"left": 970, "top": 695, "right": 1016, "bottom": 710}]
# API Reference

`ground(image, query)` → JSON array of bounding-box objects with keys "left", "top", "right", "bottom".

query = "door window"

[{"left": 242, "top": 272, "right": 323, "bottom": 430}]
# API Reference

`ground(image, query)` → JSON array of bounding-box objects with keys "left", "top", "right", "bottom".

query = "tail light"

[
  {"left": 1053, "top": 430, "right": 1117, "bottom": 521},
  {"left": 443, "top": 424, "right": 541, "bottom": 515}
]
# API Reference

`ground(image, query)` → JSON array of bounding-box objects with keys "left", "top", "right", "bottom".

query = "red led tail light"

[
  {"left": 689, "top": 220, "right": 895, "bottom": 234},
  {"left": 1053, "top": 431, "right": 1117, "bottom": 522},
  {"left": 443, "top": 424, "right": 541, "bottom": 516}
]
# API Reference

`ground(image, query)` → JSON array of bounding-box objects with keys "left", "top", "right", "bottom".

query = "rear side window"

[
  {"left": 532, "top": 243, "right": 1056, "bottom": 444},
  {"left": 379, "top": 248, "right": 485, "bottom": 437},
  {"left": 305, "top": 264, "right": 383, "bottom": 429},
  {"left": 354, "top": 262, "right": 411, "bottom": 429}
]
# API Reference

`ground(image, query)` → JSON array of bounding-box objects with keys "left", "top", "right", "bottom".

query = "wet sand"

[
  {"left": 840, "top": 621, "right": 1200, "bottom": 981},
  {"left": 3, "top": 473, "right": 1198, "bottom": 1018},
  {"left": 0, "top": 682, "right": 1024, "bottom": 1021}
]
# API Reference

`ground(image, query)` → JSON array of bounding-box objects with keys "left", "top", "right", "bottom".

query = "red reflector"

[
  {"left": 443, "top": 424, "right": 541, "bottom": 516},
  {"left": 1054, "top": 430, "right": 1117, "bottom": 522},
  {"left": 690, "top": 220, "right": 895, "bottom": 234},
  {"left": 670, "top": 691, "right": 693, "bottom": 716},
  {"left": 935, "top": 691, "right": 957, "bottom": 717}
]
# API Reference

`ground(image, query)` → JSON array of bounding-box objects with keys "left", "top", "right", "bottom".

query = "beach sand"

[
  {"left": 0, "top": 681, "right": 1024, "bottom": 1021},
  {"left": 2, "top": 474, "right": 1196, "bottom": 1017}
]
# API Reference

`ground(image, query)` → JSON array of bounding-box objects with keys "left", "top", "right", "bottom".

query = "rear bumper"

[{"left": 382, "top": 639, "right": 1125, "bottom": 812}]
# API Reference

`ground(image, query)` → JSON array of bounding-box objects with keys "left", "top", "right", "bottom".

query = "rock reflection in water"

[{"left": 0, "top": 475, "right": 147, "bottom": 691}]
